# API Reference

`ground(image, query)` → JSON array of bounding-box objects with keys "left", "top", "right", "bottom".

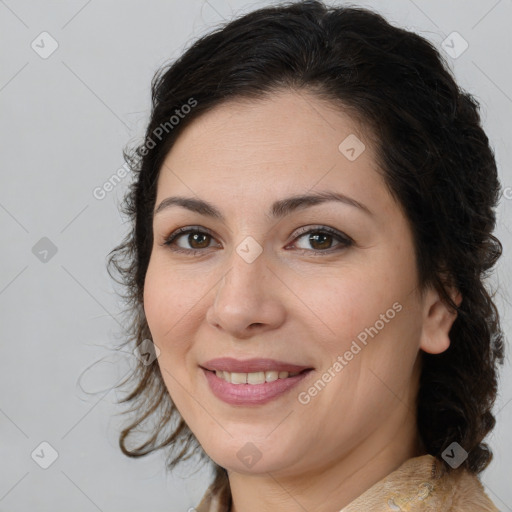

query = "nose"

[{"left": 205, "top": 248, "right": 286, "bottom": 339}]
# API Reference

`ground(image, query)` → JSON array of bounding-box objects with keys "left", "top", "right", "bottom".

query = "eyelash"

[{"left": 160, "top": 225, "right": 353, "bottom": 256}]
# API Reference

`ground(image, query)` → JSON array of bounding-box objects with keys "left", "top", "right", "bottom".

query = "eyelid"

[
  {"left": 290, "top": 225, "right": 353, "bottom": 245},
  {"left": 161, "top": 225, "right": 219, "bottom": 248},
  {"left": 160, "top": 224, "right": 353, "bottom": 254}
]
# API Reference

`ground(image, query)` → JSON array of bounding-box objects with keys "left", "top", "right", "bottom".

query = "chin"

[{"left": 201, "top": 435, "right": 300, "bottom": 475}]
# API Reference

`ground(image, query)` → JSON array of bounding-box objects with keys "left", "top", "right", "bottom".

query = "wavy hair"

[{"left": 107, "top": 0, "right": 505, "bottom": 493}]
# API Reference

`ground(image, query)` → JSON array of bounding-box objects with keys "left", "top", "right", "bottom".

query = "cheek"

[
  {"left": 299, "top": 254, "right": 420, "bottom": 363},
  {"left": 143, "top": 258, "right": 200, "bottom": 342},
  {"left": 143, "top": 265, "right": 171, "bottom": 340},
  {"left": 143, "top": 262, "right": 199, "bottom": 411}
]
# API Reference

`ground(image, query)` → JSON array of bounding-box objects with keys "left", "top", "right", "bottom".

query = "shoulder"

[
  {"left": 436, "top": 460, "right": 499, "bottom": 512},
  {"left": 195, "top": 455, "right": 500, "bottom": 512},
  {"left": 342, "top": 454, "right": 500, "bottom": 511}
]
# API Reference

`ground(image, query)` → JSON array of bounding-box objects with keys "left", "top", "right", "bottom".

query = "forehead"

[{"left": 156, "top": 90, "right": 390, "bottom": 212}]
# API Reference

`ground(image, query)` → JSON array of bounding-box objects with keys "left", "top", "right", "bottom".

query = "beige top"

[{"left": 195, "top": 454, "right": 500, "bottom": 511}]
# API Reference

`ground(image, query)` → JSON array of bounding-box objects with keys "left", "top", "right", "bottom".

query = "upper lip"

[{"left": 201, "top": 357, "right": 313, "bottom": 373}]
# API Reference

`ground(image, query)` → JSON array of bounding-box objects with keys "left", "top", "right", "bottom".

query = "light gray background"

[{"left": 1, "top": 1, "right": 511, "bottom": 511}]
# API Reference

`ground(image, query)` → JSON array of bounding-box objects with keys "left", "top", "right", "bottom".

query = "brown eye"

[
  {"left": 306, "top": 232, "right": 334, "bottom": 250},
  {"left": 162, "top": 227, "right": 219, "bottom": 254},
  {"left": 186, "top": 232, "right": 211, "bottom": 249},
  {"left": 292, "top": 227, "right": 353, "bottom": 253},
  {"left": 162, "top": 225, "right": 352, "bottom": 256}
]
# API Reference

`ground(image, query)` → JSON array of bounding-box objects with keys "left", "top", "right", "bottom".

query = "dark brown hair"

[{"left": 107, "top": 0, "right": 505, "bottom": 492}]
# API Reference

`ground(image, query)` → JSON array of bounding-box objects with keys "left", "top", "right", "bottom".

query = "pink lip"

[
  {"left": 201, "top": 367, "right": 313, "bottom": 406},
  {"left": 201, "top": 357, "right": 311, "bottom": 373}
]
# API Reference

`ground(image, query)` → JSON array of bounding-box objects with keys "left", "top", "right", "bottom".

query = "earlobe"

[{"left": 419, "top": 286, "right": 461, "bottom": 355}]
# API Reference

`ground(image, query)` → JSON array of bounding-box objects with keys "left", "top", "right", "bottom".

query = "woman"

[{"left": 108, "top": 1, "right": 505, "bottom": 510}]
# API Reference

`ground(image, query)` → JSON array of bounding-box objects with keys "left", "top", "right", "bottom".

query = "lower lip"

[{"left": 202, "top": 368, "right": 312, "bottom": 406}]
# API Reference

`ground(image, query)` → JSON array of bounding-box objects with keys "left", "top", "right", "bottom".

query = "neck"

[{"left": 228, "top": 407, "right": 424, "bottom": 512}]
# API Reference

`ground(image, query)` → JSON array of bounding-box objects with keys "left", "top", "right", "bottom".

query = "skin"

[{"left": 143, "top": 90, "right": 460, "bottom": 512}]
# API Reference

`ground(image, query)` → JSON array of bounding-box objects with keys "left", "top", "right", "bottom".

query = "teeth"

[
  {"left": 214, "top": 370, "right": 301, "bottom": 384},
  {"left": 265, "top": 371, "right": 279, "bottom": 382},
  {"left": 231, "top": 372, "right": 247, "bottom": 384},
  {"left": 247, "top": 371, "right": 265, "bottom": 384}
]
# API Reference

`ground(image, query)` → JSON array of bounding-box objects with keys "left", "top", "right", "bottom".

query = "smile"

[
  {"left": 202, "top": 367, "right": 312, "bottom": 405},
  {"left": 214, "top": 370, "right": 302, "bottom": 384}
]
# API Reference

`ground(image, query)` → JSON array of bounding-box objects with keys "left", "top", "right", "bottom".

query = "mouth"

[
  {"left": 207, "top": 368, "right": 309, "bottom": 384},
  {"left": 200, "top": 358, "right": 314, "bottom": 405},
  {"left": 200, "top": 357, "right": 313, "bottom": 374}
]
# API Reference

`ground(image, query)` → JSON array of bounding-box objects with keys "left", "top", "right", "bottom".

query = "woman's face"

[{"left": 144, "top": 90, "right": 448, "bottom": 476}]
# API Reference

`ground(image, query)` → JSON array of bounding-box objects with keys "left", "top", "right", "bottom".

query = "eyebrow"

[{"left": 153, "top": 190, "right": 372, "bottom": 220}]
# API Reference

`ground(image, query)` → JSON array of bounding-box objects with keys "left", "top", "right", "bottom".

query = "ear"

[{"left": 419, "top": 285, "right": 462, "bottom": 355}]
